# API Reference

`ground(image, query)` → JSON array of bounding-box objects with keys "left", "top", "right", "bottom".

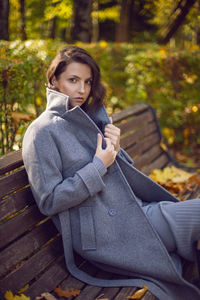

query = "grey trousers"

[{"left": 144, "top": 199, "right": 200, "bottom": 261}]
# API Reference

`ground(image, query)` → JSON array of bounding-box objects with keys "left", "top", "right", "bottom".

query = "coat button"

[{"left": 108, "top": 209, "right": 116, "bottom": 216}]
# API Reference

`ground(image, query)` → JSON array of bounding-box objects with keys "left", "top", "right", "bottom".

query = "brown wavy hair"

[{"left": 46, "top": 46, "right": 106, "bottom": 108}]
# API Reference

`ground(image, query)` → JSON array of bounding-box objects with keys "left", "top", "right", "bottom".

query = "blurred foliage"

[
  {"left": 152, "top": 0, "right": 200, "bottom": 46},
  {"left": 0, "top": 40, "right": 199, "bottom": 157},
  {"left": 0, "top": 41, "right": 47, "bottom": 154},
  {"left": 7, "top": 0, "right": 199, "bottom": 46},
  {"left": 124, "top": 46, "right": 200, "bottom": 150},
  {"left": 9, "top": 0, "right": 73, "bottom": 40}
]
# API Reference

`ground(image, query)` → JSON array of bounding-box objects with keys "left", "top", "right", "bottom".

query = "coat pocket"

[{"left": 79, "top": 207, "right": 96, "bottom": 250}]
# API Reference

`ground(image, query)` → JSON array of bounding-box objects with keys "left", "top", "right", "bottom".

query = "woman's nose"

[{"left": 79, "top": 82, "right": 85, "bottom": 93}]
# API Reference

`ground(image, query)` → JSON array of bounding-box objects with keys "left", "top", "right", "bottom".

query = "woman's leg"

[
  {"left": 159, "top": 199, "right": 200, "bottom": 261},
  {"left": 144, "top": 199, "right": 200, "bottom": 261},
  {"left": 144, "top": 202, "right": 176, "bottom": 253}
]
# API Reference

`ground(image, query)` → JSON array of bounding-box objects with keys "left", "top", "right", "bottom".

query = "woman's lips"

[{"left": 74, "top": 97, "right": 84, "bottom": 103}]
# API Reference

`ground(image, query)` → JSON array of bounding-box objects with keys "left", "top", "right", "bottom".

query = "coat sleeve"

[{"left": 22, "top": 127, "right": 107, "bottom": 216}]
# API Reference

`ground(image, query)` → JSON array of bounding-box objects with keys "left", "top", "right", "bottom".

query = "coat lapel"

[{"left": 117, "top": 155, "right": 179, "bottom": 203}]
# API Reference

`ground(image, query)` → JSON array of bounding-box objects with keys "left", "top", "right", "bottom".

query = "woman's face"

[{"left": 54, "top": 62, "right": 92, "bottom": 108}]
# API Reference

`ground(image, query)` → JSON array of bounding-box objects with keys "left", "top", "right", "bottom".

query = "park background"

[{"left": 0, "top": 0, "right": 200, "bottom": 167}]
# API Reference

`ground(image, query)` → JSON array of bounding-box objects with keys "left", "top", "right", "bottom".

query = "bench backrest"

[
  {"left": 112, "top": 103, "right": 170, "bottom": 174},
  {"left": 0, "top": 103, "right": 171, "bottom": 298}
]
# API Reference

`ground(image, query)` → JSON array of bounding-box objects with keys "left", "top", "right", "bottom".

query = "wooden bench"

[{"left": 0, "top": 102, "right": 199, "bottom": 300}]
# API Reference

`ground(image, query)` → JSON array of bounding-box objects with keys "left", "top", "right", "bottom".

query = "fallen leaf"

[
  {"left": 4, "top": 291, "right": 30, "bottom": 300},
  {"left": 54, "top": 286, "right": 80, "bottom": 299},
  {"left": 36, "top": 292, "right": 58, "bottom": 300},
  {"left": 127, "top": 285, "right": 148, "bottom": 299},
  {"left": 5, "top": 291, "right": 14, "bottom": 300},
  {"left": 189, "top": 174, "right": 200, "bottom": 184},
  {"left": 17, "top": 284, "right": 29, "bottom": 294},
  {"left": 14, "top": 295, "right": 30, "bottom": 300},
  {"left": 95, "top": 294, "right": 109, "bottom": 300},
  {"left": 149, "top": 166, "right": 200, "bottom": 200}
]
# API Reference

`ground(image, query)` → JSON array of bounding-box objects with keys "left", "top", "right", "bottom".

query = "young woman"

[{"left": 22, "top": 46, "right": 200, "bottom": 300}]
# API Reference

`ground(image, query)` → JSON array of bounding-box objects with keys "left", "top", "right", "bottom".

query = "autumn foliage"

[
  {"left": 150, "top": 166, "right": 200, "bottom": 200},
  {"left": 0, "top": 41, "right": 200, "bottom": 157}
]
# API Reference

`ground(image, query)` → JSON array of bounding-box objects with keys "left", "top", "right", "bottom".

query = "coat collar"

[
  {"left": 46, "top": 88, "right": 111, "bottom": 130},
  {"left": 46, "top": 88, "right": 71, "bottom": 115}
]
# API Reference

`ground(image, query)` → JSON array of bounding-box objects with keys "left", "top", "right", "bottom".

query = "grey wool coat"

[{"left": 22, "top": 88, "right": 200, "bottom": 300}]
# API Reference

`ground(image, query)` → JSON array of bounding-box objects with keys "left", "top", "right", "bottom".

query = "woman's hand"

[
  {"left": 104, "top": 117, "right": 120, "bottom": 153},
  {"left": 95, "top": 134, "right": 117, "bottom": 168}
]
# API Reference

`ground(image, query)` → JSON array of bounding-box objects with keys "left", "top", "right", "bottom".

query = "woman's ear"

[{"left": 52, "top": 76, "right": 57, "bottom": 87}]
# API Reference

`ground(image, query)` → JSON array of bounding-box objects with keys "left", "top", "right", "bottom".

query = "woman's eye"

[
  {"left": 69, "top": 78, "right": 77, "bottom": 83},
  {"left": 86, "top": 80, "right": 92, "bottom": 85}
]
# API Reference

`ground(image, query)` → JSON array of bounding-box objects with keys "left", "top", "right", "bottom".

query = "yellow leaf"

[
  {"left": 4, "top": 291, "right": 30, "bottom": 300},
  {"left": 127, "top": 285, "right": 148, "bottom": 299},
  {"left": 160, "top": 142, "right": 167, "bottom": 152},
  {"left": 5, "top": 291, "right": 15, "bottom": 300},
  {"left": 150, "top": 166, "right": 194, "bottom": 184},
  {"left": 15, "top": 295, "right": 30, "bottom": 300},
  {"left": 149, "top": 166, "right": 200, "bottom": 200},
  {"left": 17, "top": 284, "right": 29, "bottom": 294},
  {"left": 95, "top": 294, "right": 109, "bottom": 300}
]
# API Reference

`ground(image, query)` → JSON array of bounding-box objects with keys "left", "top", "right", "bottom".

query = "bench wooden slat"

[
  {"left": 26, "top": 257, "right": 102, "bottom": 299},
  {"left": 58, "top": 263, "right": 105, "bottom": 300},
  {"left": 95, "top": 286, "right": 120, "bottom": 300},
  {"left": 0, "top": 205, "right": 44, "bottom": 249},
  {"left": 112, "top": 103, "right": 149, "bottom": 123},
  {"left": 142, "top": 291, "right": 158, "bottom": 300},
  {"left": 118, "top": 110, "right": 154, "bottom": 135},
  {"left": 141, "top": 153, "right": 170, "bottom": 175},
  {"left": 74, "top": 269, "right": 118, "bottom": 300},
  {"left": 0, "top": 168, "right": 28, "bottom": 199},
  {"left": 114, "top": 287, "right": 138, "bottom": 300},
  {"left": 128, "top": 132, "right": 160, "bottom": 158},
  {"left": 0, "top": 187, "right": 34, "bottom": 222},
  {"left": 121, "top": 122, "right": 157, "bottom": 150},
  {"left": 0, "top": 219, "right": 58, "bottom": 277},
  {"left": 0, "top": 150, "right": 23, "bottom": 176},
  {"left": 58, "top": 275, "right": 85, "bottom": 296},
  {"left": 134, "top": 144, "right": 164, "bottom": 170},
  {"left": 24, "top": 257, "right": 69, "bottom": 299},
  {"left": 0, "top": 236, "right": 63, "bottom": 295},
  {"left": 181, "top": 190, "right": 200, "bottom": 202},
  {"left": 72, "top": 285, "right": 102, "bottom": 300}
]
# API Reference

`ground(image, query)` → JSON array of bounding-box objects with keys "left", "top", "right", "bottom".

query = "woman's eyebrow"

[{"left": 69, "top": 74, "right": 92, "bottom": 80}]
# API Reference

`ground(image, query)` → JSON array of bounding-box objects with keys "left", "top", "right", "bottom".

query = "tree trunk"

[
  {"left": 0, "top": 0, "right": 9, "bottom": 40},
  {"left": 19, "top": 0, "right": 27, "bottom": 40},
  {"left": 159, "top": 0, "right": 197, "bottom": 44},
  {"left": 92, "top": 0, "right": 99, "bottom": 42},
  {"left": 116, "top": 0, "right": 132, "bottom": 42},
  {"left": 71, "top": 0, "right": 93, "bottom": 42},
  {"left": 196, "top": 0, "right": 200, "bottom": 45},
  {"left": 49, "top": 17, "right": 57, "bottom": 39}
]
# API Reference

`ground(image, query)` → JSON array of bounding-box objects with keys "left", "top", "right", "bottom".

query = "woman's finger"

[
  {"left": 105, "top": 125, "right": 120, "bottom": 135},
  {"left": 96, "top": 133, "right": 103, "bottom": 150},
  {"left": 104, "top": 137, "right": 112, "bottom": 148}
]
